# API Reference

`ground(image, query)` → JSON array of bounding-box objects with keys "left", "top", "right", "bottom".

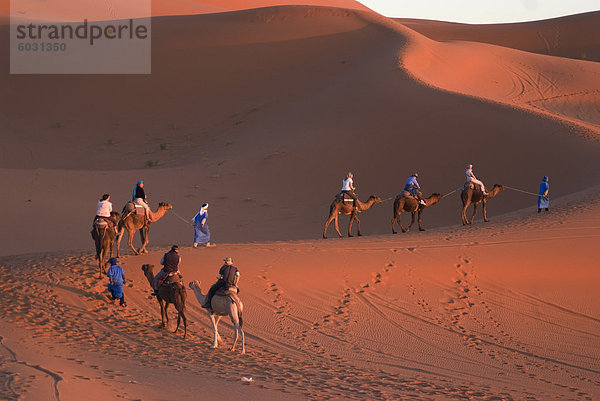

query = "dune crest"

[{"left": 397, "top": 15, "right": 600, "bottom": 135}]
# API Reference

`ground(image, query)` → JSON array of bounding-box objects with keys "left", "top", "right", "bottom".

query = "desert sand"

[{"left": 1, "top": 2, "right": 599, "bottom": 400}]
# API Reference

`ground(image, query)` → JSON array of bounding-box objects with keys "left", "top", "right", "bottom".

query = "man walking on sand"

[
  {"left": 538, "top": 176, "right": 550, "bottom": 213},
  {"left": 107, "top": 257, "right": 126, "bottom": 307}
]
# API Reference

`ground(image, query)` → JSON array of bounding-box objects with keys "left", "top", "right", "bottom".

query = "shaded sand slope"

[
  {"left": 2, "top": 7, "right": 600, "bottom": 256},
  {"left": 396, "top": 11, "right": 600, "bottom": 62},
  {"left": 1, "top": 190, "right": 599, "bottom": 400}
]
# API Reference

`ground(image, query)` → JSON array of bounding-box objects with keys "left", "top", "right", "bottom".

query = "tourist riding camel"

[
  {"left": 132, "top": 180, "right": 150, "bottom": 219},
  {"left": 202, "top": 257, "right": 240, "bottom": 310},
  {"left": 403, "top": 173, "right": 426, "bottom": 206},
  {"left": 153, "top": 245, "right": 183, "bottom": 296},
  {"left": 340, "top": 172, "right": 358, "bottom": 208},
  {"left": 94, "top": 194, "right": 117, "bottom": 234},
  {"left": 465, "top": 164, "right": 487, "bottom": 195}
]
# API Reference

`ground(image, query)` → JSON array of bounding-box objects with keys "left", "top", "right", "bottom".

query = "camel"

[
  {"left": 323, "top": 195, "right": 382, "bottom": 239},
  {"left": 90, "top": 212, "right": 121, "bottom": 278},
  {"left": 116, "top": 202, "right": 172, "bottom": 257},
  {"left": 189, "top": 280, "right": 245, "bottom": 354},
  {"left": 461, "top": 183, "right": 504, "bottom": 225},
  {"left": 391, "top": 193, "right": 442, "bottom": 234},
  {"left": 142, "top": 264, "right": 187, "bottom": 339}
]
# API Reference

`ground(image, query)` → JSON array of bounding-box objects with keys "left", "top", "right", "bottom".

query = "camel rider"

[
  {"left": 341, "top": 172, "right": 359, "bottom": 208},
  {"left": 466, "top": 164, "right": 488, "bottom": 196},
  {"left": 153, "top": 245, "right": 182, "bottom": 296},
  {"left": 132, "top": 180, "right": 150, "bottom": 219},
  {"left": 404, "top": 173, "right": 426, "bottom": 206},
  {"left": 202, "top": 257, "right": 240, "bottom": 309},
  {"left": 94, "top": 194, "right": 118, "bottom": 234}
]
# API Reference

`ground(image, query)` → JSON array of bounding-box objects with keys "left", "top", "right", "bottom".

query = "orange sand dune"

[
  {"left": 1, "top": 190, "right": 599, "bottom": 400},
  {"left": 400, "top": 27, "right": 600, "bottom": 133},
  {"left": 0, "top": 0, "right": 369, "bottom": 21},
  {"left": 2, "top": 4, "right": 600, "bottom": 400},
  {"left": 2, "top": 6, "right": 600, "bottom": 257},
  {"left": 396, "top": 11, "right": 600, "bottom": 62}
]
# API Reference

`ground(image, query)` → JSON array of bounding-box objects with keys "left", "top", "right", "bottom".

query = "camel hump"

[
  {"left": 463, "top": 182, "right": 475, "bottom": 191},
  {"left": 399, "top": 190, "right": 412, "bottom": 198},
  {"left": 122, "top": 201, "right": 135, "bottom": 214}
]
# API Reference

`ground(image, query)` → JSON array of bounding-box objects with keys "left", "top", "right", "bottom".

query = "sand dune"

[
  {"left": 2, "top": 7, "right": 600, "bottom": 257},
  {"left": 0, "top": 0, "right": 369, "bottom": 21},
  {"left": 1, "top": 4, "right": 600, "bottom": 400},
  {"left": 396, "top": 11, "right": 600, "bottom": 62},
  {"left": 1, "top": 190, "right": 599, "bottom": 400}
]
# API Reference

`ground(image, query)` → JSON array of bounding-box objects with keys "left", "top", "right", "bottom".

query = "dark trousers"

[{"left": 109, "top": 287, "right": 126, "bottom": 305}]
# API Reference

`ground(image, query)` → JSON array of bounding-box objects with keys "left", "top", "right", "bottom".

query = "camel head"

[
  {"left": 189, "top": 280, "right": 201, "bottom": 291},
  {"left": 158, "top": 202, "right": 173, "bottom": 210},
  {"left": 368, "top": 196, "right": 382, "bottom": 203},
  {"left": 141, "top": 263, "right": 155, "bottom": 278},
  {"left": 493, "top": 184, "right": 504, "bottom": 191}
]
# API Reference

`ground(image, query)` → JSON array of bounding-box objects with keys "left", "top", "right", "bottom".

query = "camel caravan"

[
  {"left": 324, "top": 167, "right": 505, "bottom": 238},
  {"left": 89, "top": 166, "right": 510, "bottom": 353}
]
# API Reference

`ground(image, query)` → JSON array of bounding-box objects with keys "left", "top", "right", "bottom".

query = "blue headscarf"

[
  {"left": 542, "top": 176, "right": 549, "bottom": 182},
  {"left": 132, "top": 180, "right": 143, "bottom": 200}
]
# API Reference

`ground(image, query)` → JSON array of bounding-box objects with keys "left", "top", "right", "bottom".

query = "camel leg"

[
  {"left": 126, "top": 229, "right": 139, "bottom": 255},
  {"left": 209, "top": 314, "right": 219, "bottom": 349},
  {"left": 239, "top": 326, "right": 245, "bottom": 354},
  {"left": 159, "top": 300, "right": 167, "bottom": 329},
  {"left": 462, "top": 200, "right": 470, "bottom": 225},
  {"left": 347, "top": 214, "right": 354, "bottom": 237},
  {"left": 333, "top": 214, "right": 342, "bottom": 238},
  {"left": 391, "top": 216, "right": 397, "bottom": 234},
  {"left": 174, "top": 310, "right": 187, "bottom": 339},
  {"left": 418, "top": 209, "right": 425, "bottom": 231},
  {"left": 138, "top": 226, "right": 149, "bottom": 254},
  {"left": 355, "top": 215, "right": 362, "bottom": 236},
  {"left": 115, "top": 228, "right": 124, "bottom": 258},
  {"left": 323, "top": 215, "right": 335, "bottom": 239},
  {"left": 407, "top": 212, "right": 416, "bottom": 232},
  {"left": 398, "top": 211, "right": 408, "bottom": 233},
  {"left": 230, "top": 319, "right": 239, "bottom": 352},
  {"left": 470, "top": 203, "right": 478, "bottom": 224},
  {"left": 483, "top": 200, "right": 489, "bottom": 222}
]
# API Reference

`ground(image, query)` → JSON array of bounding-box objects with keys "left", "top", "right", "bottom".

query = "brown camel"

[
  {"left": 461, "top": 184, "right": 504, "bottom": 225},
  {"left": 116, "top": 202, "right": 172, "bottom": 257},
  {"left": 189, "top": 280, "right": 245, "bottom": 354},
  {"left": 323, "top": 195, "right": 382, "bottom": 238},
  {"left": 90, "top": 212, "right": 121, "bottom": 278},
  {"left": 391, "top": 193, "right": 442, "bottom": 234},
  {"left": 142, "top": 264, "right": 187, "bottom": 339}
]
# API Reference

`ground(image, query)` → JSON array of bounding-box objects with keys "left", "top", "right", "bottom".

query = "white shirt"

[
  {"left": 341, "top": 177, "right": 353, "bottom": 191},
  {"left": 96, "top": 200, "right": 112, "bottom": 217},
  {"left": 466, "top": 169, "right": 474, "bottom": 181}
]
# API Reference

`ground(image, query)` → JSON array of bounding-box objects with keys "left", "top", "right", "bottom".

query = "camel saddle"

[
  {"left": 159, "top": 272, "right": 184, "bottom": 290},
  {"left": 336, "top": 192, "right": 355, "bottom": 203},
  {"left": 93, "top": 217, "right": 115, "bottom": 231},
  {"left": 463, "top": 182, "right": 476, "bottom": 191},
  {"left": 216, "top": 286, "right": 240, "bottom": 304}
]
